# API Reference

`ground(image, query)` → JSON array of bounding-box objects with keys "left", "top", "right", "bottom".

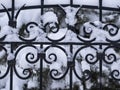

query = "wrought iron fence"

[{"left": 0, "top": 0, "right": 120, "bottom": 90}]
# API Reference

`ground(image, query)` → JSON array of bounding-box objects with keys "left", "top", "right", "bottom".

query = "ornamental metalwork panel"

[{"left": 0, "top": 0, "right": 120, "bottom": 90}]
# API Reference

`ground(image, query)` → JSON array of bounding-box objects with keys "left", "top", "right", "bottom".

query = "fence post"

[
  {"left": 69, "top": 44, "right": 74, "bottom": 90},
  {"left": 9, "top": 0, "right": 16, "bottom": 28},
  {"left": 39, "top": 44, "right": 45, "bottom": 90},
  {"left": 8, "top": 60, "right": 15, "bottom": 90},
  {"left": 7, "top": 44, "right": 15, "bottom": 90},
  {"left": 97, "top": 45, "right": 104, "bottom": 90},
  {"left": 41, "top": 0, "right": 44, "bottom": 15},
  {"left": 11, "top": 0, "right": 15, "bottom": 21},
  {"left": 70, "top": 0, "right": 73, "bottom": 6},
  {"left": 40, "top": 0, "right": 44, "bottom": 88},
  {"left": 99, "top": 0, "right": 103, "bottom": 22}
]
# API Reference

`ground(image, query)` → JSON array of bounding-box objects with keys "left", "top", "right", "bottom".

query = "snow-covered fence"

[{"left": 0, "top": 0, "right": 120, "bottom": 90}]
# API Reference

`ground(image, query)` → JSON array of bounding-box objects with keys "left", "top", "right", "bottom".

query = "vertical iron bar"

[
  {"left": 99, "top": 45, "right": 102, "bottom": 90},
  {"left": 10, "top": 44, "right": 14, "bottom": 90},
  {"left": 10, "top": 43, "right": 14, "bottom": 53},
  {"left": 70, "top": 0, "right": 73, "bottom": 6},
  {"left": 99, "top": 58, "right": 102, "bottom": 90},
  {"left": 11, "top": 0, "right": 15, "bottom": 21},
  {"left": 70, "top": 44, "right": 73, "bottom": 54},
  {"left": 40, "top": 55, "right": 43, "bottom": 90},
  {"left": 9, "top": 0, "right": 16, "bottom": 28},
  {"left": 41, "top": 0, "right": 44, "bottom": 15},
  {"left": 69, "top": 69, "right": 73, "bottom": 89},
  {"left": 41, "top": 0, "right": 44, "bottom": 32},
  {"left": 40, "top": 44, "right": 43, "bottom": 90},
  {"left": 39, "top": 1, "right": 44, "bottom": 89},
  {"left": 99, "top": 0, "right": 103, "bottom": 22},
  {"left": 10, "top": 66, "right": 13, "bottom": 90},
  {"left": 99, "top": 0, "right": 103, "bottom": 88},
  {"left": 40, "top": 1, "right": 44, "bottom": 88},
  {"left": 69, "top": 44, "right": 73, "bottom": 90},
  {"left": 82, "top": 80, "right": 86, "bottom": 90}
]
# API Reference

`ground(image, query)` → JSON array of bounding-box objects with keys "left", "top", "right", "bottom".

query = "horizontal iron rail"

[
  {"left": 0, "top": 4, "right": 119, "bottom": 13},
  {"left": 0, "top": 41, "right": 119, "bottom": 46}
]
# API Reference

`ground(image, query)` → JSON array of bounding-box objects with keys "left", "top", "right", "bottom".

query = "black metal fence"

[{"left": 0, "top": 0, "right": 120, "bottom": 90}]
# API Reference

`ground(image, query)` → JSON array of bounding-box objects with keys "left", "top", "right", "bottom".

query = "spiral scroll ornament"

[
  {"left": 50, "top": 68, "right": 69, "bottom": 80},
  {"left": 13, "top": 45, "right": 39, "bottom": 79},
  {"left": 103, "top": 46, "right": 117, "bottom": 64},
  {"left": 111, "top": 70, "right": 120, "bottom": 80},
  {"left": 19, "top": 22, "right": 39, "bottom": 41},
  {"left": 44, "top": 45, "right": 67, "bottom": 64},
  {"left": 103, "top": 24, "right": 119, "bottom": 36}
]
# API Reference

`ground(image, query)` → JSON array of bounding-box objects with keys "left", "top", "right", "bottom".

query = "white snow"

[
  {"left": 81, "top": 60, "right": 90, "bottom": 71},
  {"left": 1, "top": 26, "right": 20, "bottom": 42},
  {"left": 59, "top": 6, "right": 81, "bottom": 26},
  {"left": 74, "top": 0, "right": 99, "bottom": 6},
  {"left": 74, "top": 0, "right": 120, "bottom": 8},
  {"left": 0, "top": 0, "right": 40, "bottom": 9},
  {"left": 103, "top": 0, "right": 120, "bottom": 8},
  {"left": 0, "top": 13, "right": 8, "bottom": 28},
  {"left": 0, "top": 0, "right": 12, "bottom": 9},
  {"left": 42, "top": 11, "right": 58, "bottom": 26},
  {"left": 7, "top": 53, "right": 15, "bottom": 61},
  {"left": 15, "top": 0, "right": 41, "bottom": 7},
  {"left": 44, "top": 0, "right": 69, "bottom": 4},
  {"left": 16, "top": 9, "right": 41, "bottom": 29},
  {"left": 47, "top": 28, "right": 67, "bottom": 40},
  {"left": 27, "top": 76, "right": 38, "bottom": 89}
]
